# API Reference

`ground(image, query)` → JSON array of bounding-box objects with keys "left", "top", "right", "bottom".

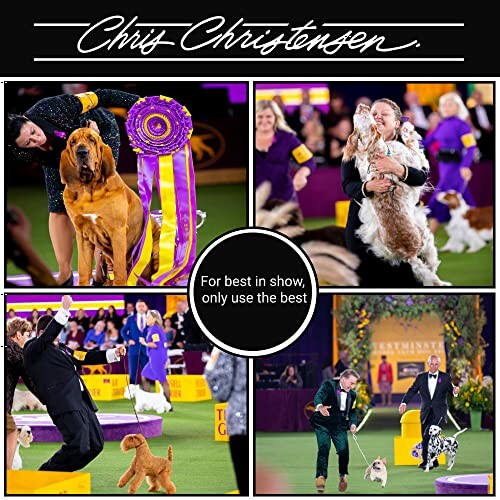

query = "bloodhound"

[{"left": 60, "top": 128, "right": 159, "bottom": 286}]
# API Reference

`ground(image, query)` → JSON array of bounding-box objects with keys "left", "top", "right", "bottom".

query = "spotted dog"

[{"left": 424, "top": 425, "right": 467, "bottom": 472}]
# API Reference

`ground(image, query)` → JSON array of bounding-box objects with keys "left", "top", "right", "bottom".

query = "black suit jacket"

[
  {"left": 310, "top": 379, "right": 357, "bottom": 430},
  {"left": 401, "top": 371, "right": 454, "bottom": 424},
  {"left": 24, "top": 318, "right": 111, "bottom": 417},
  {"left": 469, "top": 105, "right": 494, "bottom": 133}
]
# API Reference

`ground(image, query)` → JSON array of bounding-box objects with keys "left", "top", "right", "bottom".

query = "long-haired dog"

[
  {"left": 424, "top": 425, "right": 467, "bottom": 472},
  {"left": 13, "top": 425, "right": 34, "bottom": 470},
  {"left": 343, "top": 103, "right": 449, "bottom": 286},
  {"left": 123, "top": 384, "right": 172, "bottom": 413},
  {"left": 12, "top": 388, "right": 46, "bottom": 412},
  {"left": 118, "top": 433, "right": 176, "bottom": 494},
  {"left": 255, "top": 181, "right": 360, "bottom": 286},
  {"left": 364, "top": 456, "right": 387, "bottom": 487}
]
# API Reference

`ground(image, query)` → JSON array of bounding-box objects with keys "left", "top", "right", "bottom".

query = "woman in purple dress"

[
  {"left": 139, "top": 310, "right": 172, "bottom": 406},
  {"left": 255, "top": 99, "right": 316, "bottom": 202},
  {"left": 422, "top": 92, "right": 477, "bottom": 233}
]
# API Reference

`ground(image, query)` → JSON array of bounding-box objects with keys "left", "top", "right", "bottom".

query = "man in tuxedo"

[
  {"left": 23, "top": 295, "right": 126, "bottom": 472},
  {"left": 310, "top": 369, "right": 359, "bottom": 493},
  {"left": 399, "top": 355, "right": 459, "bottom": 470},
  {"left": 120, "top": 298, "right": 149, "bottom": 384}
]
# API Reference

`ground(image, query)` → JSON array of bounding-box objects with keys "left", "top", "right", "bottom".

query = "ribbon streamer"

[{"left": 126, "top": 95, "right": 197, "bottom": 286}]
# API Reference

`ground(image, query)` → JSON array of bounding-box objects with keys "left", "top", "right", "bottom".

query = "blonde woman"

[
  {"left": 139, "top": 310, "right": 172, "bottom": 408},
  {"left": 255, "top": 99, "right": 316, "bottom": 202},
  {"left": 422, "top": 92, "right": 477, "bottom": 233}
]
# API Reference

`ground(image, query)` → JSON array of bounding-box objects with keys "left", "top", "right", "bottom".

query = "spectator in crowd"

[
  {"left": 323, "top": 91, "right": 351, "bottom": 136},
  {"left": 71, "top": 308, "right": 90, "bottom": 332},
  {"left": 334, "top": 350, "right": 350, "bottom": 376},
  {"left": 403, "top": 91, "right": 432, "bottom": 138},
  {"left": 301, "top": 109, "right": 327, "bottom": 165},
  {"left": 204, "top": 349, "right": 248, "bottom": 495},
  {"left": 321, "top": 360, "right": 335, "bottom": 382},
  {"left": 424, "top": 112, "right": 442, "bottom": 159},
  {"left": 45, "top": 308, "right": 54, "bottom": 316},
  {"left": 468, "top": 88, "right": 494, "bottom": 160},
  {"left": 123, "top": 302, "right": 135, "bottom": 321},
  {"left": 377, "top": 355, "right": 394, "bottom": 406},
  {"left": 106, "top": 305, "right": 123, "bottom": 330},
  {"left": 325, "top": 116, "right": 353, "bottom": 166},
  {"left": 279, "top": 364, "right": 304, "bottom": 389},
  {"left": 288, "top": 89, "right": 322, "bottom": 141},
  {"left": 139, "top": 309, "right": 172, "bottom": 408},
  {"left": 422, "top": 92, "right": 477, "bottom": 233},
  {"left": 29, "top": 309, "right": 40, "bottom": 329},
  {"left": 8, "top": 309, "right": 18, "bottom": 319},
  {"left": 121, "top": 299, "right": 149, "bottom": 384},
  {"left": 90, "top": 308, "right": 107, "bottom": 329},
  {"left": 101, "top": 321, "right": 122, "bottom": 350},
  {"left": 255, "top": 99, "right": 316, "bottom": 203},
  {"left": 65, "top": 319, "right": 86, "bottom": 351},
  {"left": 170, "top": 300, "right": 187, "bottom": 348},
  {"left": 6, "top": 317, "right": 39, "bottom": 469},
  {"left": 83, "top": 320, "right": 106, "bottom": 350},
  {"left": 163, "top": 317, "right": 176, "bottom": 347}
]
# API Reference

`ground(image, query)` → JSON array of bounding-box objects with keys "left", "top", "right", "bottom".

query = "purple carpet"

[
  {"left": 13, "top": 413, "right": 163, "bottom": 442},
  {"left": 435, "top": 474, "right": 490, "bottom": 495},
  {"left": 7, "top": 273, "right": 188, "bottom": 287}
]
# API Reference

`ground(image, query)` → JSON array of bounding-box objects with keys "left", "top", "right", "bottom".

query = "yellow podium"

[
  {"left": 488, "top": 474, "right": 494, "bottom": 494},
  {"left": 335, "top": 200, "right": 350, "bottom": 227},
  {"left": 156, "top": 375, "right": 211, "bottom": 402},
  {"left": 394, "top": 410, "right": 445, "bottom": 465},
  {"left": 215, "top": 402, "right": 229, "bottom": 442},
  {"left": 7, "top": 470, "right": 91, "bottom": 494},
  {"left": 81, "top": 374, "right": 129, "bottom": 400}
]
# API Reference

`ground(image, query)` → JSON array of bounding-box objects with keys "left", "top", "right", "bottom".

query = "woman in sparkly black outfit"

[{"left": 7, "top": 89, "right": 139, "bottom": 285}]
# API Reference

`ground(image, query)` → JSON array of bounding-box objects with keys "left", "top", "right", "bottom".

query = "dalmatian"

[{"left": 424, "top": 425, "right": 468, "bottom": 472}]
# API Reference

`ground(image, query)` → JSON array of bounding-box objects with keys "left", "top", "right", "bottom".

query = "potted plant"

[{"left": 452, "top": 376, "right": 493, "bottom": 431}]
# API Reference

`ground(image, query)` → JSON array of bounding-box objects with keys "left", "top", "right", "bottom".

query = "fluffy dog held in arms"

[{"left": 343, "top": 103, "right": 449, "bottom": 286}]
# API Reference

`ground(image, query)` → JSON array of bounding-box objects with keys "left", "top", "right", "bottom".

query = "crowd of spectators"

[{"left": 277, "top": 87, "right": 493, "bottom": 167}]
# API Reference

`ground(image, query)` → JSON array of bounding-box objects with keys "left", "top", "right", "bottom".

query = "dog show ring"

[
  {"left": 126, "top": 95, "right": 197, "bottom": 286},
  {"left": 13, "top": 413, "right": 163, "bottom": 442},
  {"left": 434, "top": 474, "right": 492, "bottom": 495}
]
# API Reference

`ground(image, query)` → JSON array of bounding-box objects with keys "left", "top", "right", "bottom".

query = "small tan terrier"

[{"left": 117, "top": 433, "right": 176, "bottom": 494}]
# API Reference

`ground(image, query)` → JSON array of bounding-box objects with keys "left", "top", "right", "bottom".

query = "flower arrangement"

[
  {"left": 453, "top": 376, "right": 493, "bottom": 414},
  {"left": 354, "top": 379, "right": 372, "bottom": 421},
  {"left": 336, "top": 295, "right": 487, "bottom": 380}
]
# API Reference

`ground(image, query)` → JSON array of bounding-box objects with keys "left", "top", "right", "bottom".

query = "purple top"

[
  {"left": 255, "top": 129, "right": 316, "bottom": 201},
  {"left": 141, "top": 324, "right": 168, "bottom": 383},
  {"left": 422, "top": 116, "right": 476, "bottom": 167}
]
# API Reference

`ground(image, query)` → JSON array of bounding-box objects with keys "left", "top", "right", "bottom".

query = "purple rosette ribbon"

[{"left": 126, "top": 95, "right": 197, "bottom": 286}]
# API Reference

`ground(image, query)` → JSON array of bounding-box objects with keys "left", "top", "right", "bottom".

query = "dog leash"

[
  {"left": 352, "top": 434, "right": 371, "bottom": 467},
  {"left": 123, "top": 355, "right": 144, "bottom": 435}
]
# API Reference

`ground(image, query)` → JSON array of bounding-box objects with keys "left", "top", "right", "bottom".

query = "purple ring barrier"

[
  {"left": 434, "top": 474, "right": 490, "bottom": 495},
  {"left": 12, "top": 413, "right": 163, "bottom": 442}
]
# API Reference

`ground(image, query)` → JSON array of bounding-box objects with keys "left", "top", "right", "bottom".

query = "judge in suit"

[
  {"left": 23, "top": 295, "right": 126, "bottom": 472},
  {"left": 120, "top": 298, "right": 149, "bottom": 384},
  {"left": 310, "top": 369, "right": 359, "bottom": 493},
  {"left": 399, "top": 354, "right": 459, "bottom": 470}
]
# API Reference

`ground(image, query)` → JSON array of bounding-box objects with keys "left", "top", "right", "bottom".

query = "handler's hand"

[
  {"left": 61, "top": 295, "right": 73, "bottom": 310},
  {"left": 366, "top": 178, "right": 393, "bottom": 193},
  {"left": 318, "top": 404, "right": 331, "bottom": 417},
  {"left": 115, "top": 345, "right": 126, "bottom": 357},
  {"left": 350, "top": 425, "right": 357, "bottom": 434},
  {"left": 86, "top": 119, "right": 100, "bottom": 135},
  {"left": 293, "top": 171, "right": 308, "bottom": 192},
  {"left": 399, "top": 403, "right": 407, "bottom": 414},
  {"left": 139, "top": 337, "right": 147, "bottom": 346},
  {"left": 460, "top": 167, "right": 472, "bottom": 182},
  {"left": 128, "top": 339, "right": 136, "bottom": 346}
]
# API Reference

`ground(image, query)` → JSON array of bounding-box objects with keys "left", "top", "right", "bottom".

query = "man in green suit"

[{"left": 310, "top": 369, "right": 359, "bottom": 493}]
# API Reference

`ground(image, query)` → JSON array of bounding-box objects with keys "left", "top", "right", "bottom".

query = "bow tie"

[{"left": 429, "top": 373, "right": 437, "bottom": 379}]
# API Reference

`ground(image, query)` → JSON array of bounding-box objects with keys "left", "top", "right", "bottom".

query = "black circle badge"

[{"left": 188, "top": 228, "right": 318, "bottom": 357}]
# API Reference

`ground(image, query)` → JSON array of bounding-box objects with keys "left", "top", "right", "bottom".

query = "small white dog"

[
  {"left": 124, "top": 384, "right": 172, "bottom": 413},
  {"left": 12, "top": 389, "right": 46, "bottom": 412},
  {"left": 13, "top": 425, "right": 34, "bottom": 470},
  {"left": 364, "top": 456, "right": 388, "bottom": 487}
]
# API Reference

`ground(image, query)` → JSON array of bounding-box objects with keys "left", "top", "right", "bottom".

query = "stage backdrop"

[{"left": 369, "top": 316, "right": 446, "bottom": 394}]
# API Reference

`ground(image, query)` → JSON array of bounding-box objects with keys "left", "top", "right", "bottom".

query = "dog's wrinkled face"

[
  {"left": 120, "top": 433, "right": 146, "bottom": 453},
  {"left": 353, "top": 103, "right": 377, "bottom": 133},
  {"left": 68, "top": 128, "right": 102, "bottom": 183},
  {"left": 429, "top": 425, "right": 442, "bottom": 437}
]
